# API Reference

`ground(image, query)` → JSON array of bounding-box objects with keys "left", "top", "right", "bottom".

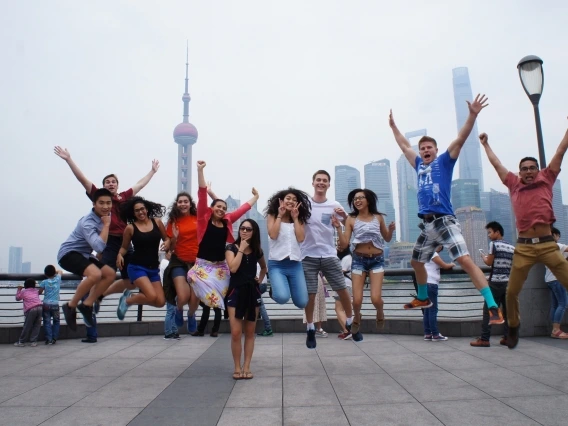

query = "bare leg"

[
  {"left": 411, "top": 260, "right": 428, "bottom": 284},
  {"left": 456, "top": 255, "right": 488, "bottom": 290},
  {"left": 369, "top": 271, "right": 385, "bottom": 326},
  {"left": 103, "top": 278, "right": 135, "bottom": 297},
  {"left": 188, "top": 286, "right": 200, "bottom": 314},
  {"left": 69, "top": 264, "right": 102, "bottom": 308},
  {"left": 173, "top": 276, "right": 190, "bottom": 309},
  {"left": 242, "top": 309, "right": 258, "bottom": 374},
  {"left": 351, "top": 273, "right": 365, "bottom": 323},
  {"left": 336, "top": 288, "right": 353, "bottom": 318},
  {"left": 335, "top": 300, "right": 347, "bottom": 333},
  {"left": 128, "top": 279, "right": 165, "bottom": 307},
  {"left": 228, "top": 307, "right": 242, "bottom": 374}
]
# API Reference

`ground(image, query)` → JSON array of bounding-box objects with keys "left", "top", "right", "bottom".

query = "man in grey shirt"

[{"left": 57, "top": 188, "right": 116, "bottom": 331}]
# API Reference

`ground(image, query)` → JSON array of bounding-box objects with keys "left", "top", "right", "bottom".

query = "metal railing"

[{"left": 0, "top": 267, "right": 490, "bottom": 326}]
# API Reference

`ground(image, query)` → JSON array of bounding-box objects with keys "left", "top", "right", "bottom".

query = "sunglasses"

[{"left": 239, "top": 226, "right": 253, "bottom": 232}]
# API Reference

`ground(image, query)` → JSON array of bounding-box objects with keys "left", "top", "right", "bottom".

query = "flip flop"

[
  {"left": 242, "top": 371, "right": 254, "bottom": 380},
  {"left": 551, "top": 330, "right": 568, "bottom": 339},
  {"left": 232, "top": 371, "right": 243, "bottom": 380}
]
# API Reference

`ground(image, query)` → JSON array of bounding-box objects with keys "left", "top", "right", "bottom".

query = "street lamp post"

[{"left": 517, "top": 55, "right": 545, "bottom": 167}]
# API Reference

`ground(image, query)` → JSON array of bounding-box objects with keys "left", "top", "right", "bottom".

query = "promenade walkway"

[{"left": 0, "top": 333, "right": 567, "bottom": 425}]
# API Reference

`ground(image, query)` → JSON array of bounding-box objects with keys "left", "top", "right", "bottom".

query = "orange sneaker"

[
  {"left": 488, "top": 307, "right": 505, "bottom": 325},
  {"left": 403, "top": 297, "right": 432, "bottom": 310}
]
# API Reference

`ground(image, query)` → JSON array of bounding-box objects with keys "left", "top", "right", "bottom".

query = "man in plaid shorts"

[{"left": 389, "top": 94, "right": 504, "bottom": 326}]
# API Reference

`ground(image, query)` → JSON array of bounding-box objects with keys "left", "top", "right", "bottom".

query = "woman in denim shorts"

[{"left": 334, "top": 188, "right": 395, "bottom": 341}]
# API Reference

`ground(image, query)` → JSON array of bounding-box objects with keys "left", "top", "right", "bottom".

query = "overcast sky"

[{"left": 1, "top": 1, "right": 567, "bottom": 272}]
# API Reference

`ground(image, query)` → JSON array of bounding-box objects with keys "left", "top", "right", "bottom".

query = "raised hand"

[
  {"left": 389, "top": 109, "right": 396, "bottom": 128},
  {"left": 291, "top": 202, "right": 301, "bottom": 220},
  {"left": 278, "top": 199, "right": 287, "bottom": 217},
  {"left": 334, "top": 207, "right": 347, "bottom": 219},
  {"left": 479, "top": 132, "right": 489, "bottom": 146},
  {"left": 54, "top": 146, "right": 71, "bottom": 161},
  {"left": 388, "top": 221, "right": 396, "bottom": 232},
  {"left": 197, "top": 160, "right": 206, "bottom": 170},
  {"left": 251, "top": 187, "right": 259, "bottom": 197},
  {"left": 151, "top": 159, "right": 160, "bottom": 173},
  {"left": 467, "top": 94, "right": 489, "bottom": 116},
  {"left": 331, "top": 215, "right": 341, "bottom": 229}
]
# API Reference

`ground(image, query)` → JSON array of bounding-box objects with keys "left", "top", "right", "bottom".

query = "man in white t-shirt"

[{"left": 301, "top": 170, "right": 354, "bottom": 349}]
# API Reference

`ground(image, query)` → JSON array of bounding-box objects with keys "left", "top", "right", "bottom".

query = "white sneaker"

[
  {"left": 316, "top": 329, "right": 328, "bottom": 338},
  {"left": 13, "top": 342, "right": 25, "bottom": 347},
  {"left": 431, "top": 334, "right": 448, "bottom": 342}
]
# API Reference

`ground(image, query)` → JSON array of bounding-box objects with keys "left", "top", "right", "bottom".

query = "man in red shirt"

[
  {"left": 480, "top": 122, "right": 568, "bottom": 349},
  {"left": 54, "top": 146, "right": 160, "bottom": 307}
]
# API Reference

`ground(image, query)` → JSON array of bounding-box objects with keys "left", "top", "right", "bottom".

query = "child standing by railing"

[
  {"left": 14, "top": 278, "right": 43, "bottom": 347},
  {"left": 40, "top": 265, "right": 62, "bottom": 345}
]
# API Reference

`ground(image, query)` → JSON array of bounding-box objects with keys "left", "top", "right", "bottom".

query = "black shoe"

[
  {"left": 352, "top": 331, "right": 364, "bottom": 342},
  {"left": 507, "top": 326, "right": 519, "bottom": 349},
  {"left": 164, "top": 333, "right": 175, "bottom": 340},
  {"left": 45, "top": 340, "right": 51, "bottom": 345},
  {"left": 190, "top": 331, "right": 205, "bottom": 337},
  {"left": 210, "top": 332, "right": 218, "bottom": 337},
  {"left": 173, "top": 333, "right": 181, "bottom": 340},
  {"left": 306, "top": 329, "right": 317, "bottom": 349},
  {"left": 81, "top": 338, "right": 97, "bottom": 343},
  {"left": 51, "top": 339, "right": 57, "bottom": 345},
  {"left": 94, "top": 298, "right": 102, "bottom": 314},
  {"left": 62, "top": 303, "right": 77, "bottom": 332},
  {"left": 77, "top": 303, "right": 94, "bottom": 328}
]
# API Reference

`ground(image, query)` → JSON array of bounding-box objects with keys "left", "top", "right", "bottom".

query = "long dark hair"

[
  {"left": 167, "top": 192, "right": 197, "bottom": 225},
  {"left": 264, "top": 188, "right": 312, "bottom": 224},
  {"left": 347, "top": 188, "right": 384, "bottom": 217},
  {"left": 120, "top": 196, "right": 166, "bottom": 224},
  {"left": 234, "top": 219, "right": 262, "bottom": 258}
]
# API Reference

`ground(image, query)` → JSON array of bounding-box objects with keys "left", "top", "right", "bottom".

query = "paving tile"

[
  {"left": 284, "top": 405, "right": 348, "bottom": 426},
  {"left": 0, "top": 375, "right": 53, "bottom": 403},
  {"left": 283, "top": 376, "right": 339, "bottom": 407},
  {"left": 152, "top": 345, "right": 210, "bottom": 359},
  {"left": 68, "top": 357, "right": 145, "bottom": 377},
  {"left": 315, "top": 341, "right": 363, "bottom": 356},
  {"left": 127, "top": 357, "right": 196, "bottom": 378},
  {"left": 499, "top": 394, "right": 568, "bottom": 426},
  {"left": 218, "top": 407, "right": 282, "bottom": 426},
  {"left": 368, "top": 352, "right": 442, "bottom": 373},
  {"left": 8, "top": 356, "right": 95, "bottom": 377},
  {"left": 283, "top": 343, "right": 318, "bottom": 358},
  {"left": 0, "top": 357, "right": 44, "bottom": 377},
  {"left": 283, "top": 356, "right": 326, "bottom": 376},
  {"left": 357, "top": 341, "right": 411, "bottom": 356},
  {"left": 40, "top": 406, "right": 143, "bottom": 426},
  {"left": 73, "top": 377, "right": 174, "bottom": 408},
  {"left": 343, "top": 402, "right": 443, "bottom": 426},
  {"left": 462, "top": 347, "right": 550, "bottom": 368},
  {"left": 320, "top": 355, "right": 384, "bottom": 375},
  {"left": 247, "top": 355, "right": 283, "bottom": 377},
  {"left": 396, "top": 339, "right": 457, "bottom": 354},
  {"left": 509, "top": 364, "right": 568, "bottom": 393},
  {"left": 421, "top": 351, "right": 498, "bottom": 371},
  {"left": 516, "top": 344, "right": 568, "bottom": 364},
  {"left": 0, "top": 406, "right": 66, "bottom": 426},
  {"left": 329, "top": 373, "right": 414, "bottom": 405},
  {"left": 226, "top": 376, "right": 282, "bottom": 408},
  {"left": 390, "top": 370, "right": 489, "bottom": 402},
  {"left": 253, "top": 344, "right": 283, "bottom": 358},
  {"left": 453, "top": 367, "right": 562, "bottom": 398},
  {"left": 1, "top": 376, "right": 114, "bottom": 407},
  {"left": 150, "top": 376, "right": 234, "bottom": 408},
  {"left": 107, "top": 344, "right": 169, "bottom": 359},
  {"left": 128, "top": 406, "right": 223, "bottom": 426}
]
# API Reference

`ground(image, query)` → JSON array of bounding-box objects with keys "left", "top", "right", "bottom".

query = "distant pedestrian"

[
  {"left": 335, "top": 248, "right": 352, "bottom": 340},
  {"left": 81, "top": 291, "right": 97, "bottom": 343},
  {"left": 545, "top": 228, "right": 568, "bottom": 339},
  {"left": 191, "top": 302, "right": 222, "bottom": 337},
  {"left": 257, "top": 269, "right": 273, "bottom": 337},
  {"left": 14, "top": 279, "right": 43, "bottom": 347},
  {"left": 39, "top": 265, "right": 62, "bottom": 345},
  {"left": 303, "top": 274, "right": 328, "bottom": 337},
  {"left": 161, "top": 252, "right": 180, "bottom": 340}
]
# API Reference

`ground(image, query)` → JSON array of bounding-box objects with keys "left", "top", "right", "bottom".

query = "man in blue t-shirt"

[{"left": 389, "top": 94, "right": 504, "bottom": 326}]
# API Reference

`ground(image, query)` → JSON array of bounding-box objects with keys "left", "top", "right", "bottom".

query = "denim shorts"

[
  {"left": 127, "top": 264, "right": 161, "bottom": 283},
  {"left": 171, "top": 267, "right": 188, "bottom": 279},
  {"left": 351, "top": 253, "right": 385, "bottom": 274}
]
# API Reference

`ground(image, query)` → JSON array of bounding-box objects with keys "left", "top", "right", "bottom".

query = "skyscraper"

[
  {"left": 365, "top": 159, "right": 396, "bottom": 242},
  {"left": 451, "top": 179, "right": 481, "bottom": 210},
  {"left": 455, "top": 207, "right": 487, "bottom": 266},
  {"left": 552, "top": 181, "right": 567, "bottom": 238},
  {"left": 173, "top": 46, "right": 198, "bottom": 193},
  {"left": 335, "top": 165, "right": 361, "bottom": 211},
  {"left": 452, "top": 67, "right": 483, "bottom": 191},
  {"left": 488, "top": 189, "right": 515, "bottom": 243},
  {"left": 21, "top": 262, "right": 31, "bottom": 273},
  {"left": 8, "top": 246, "right": 22, "bottom": 274}
]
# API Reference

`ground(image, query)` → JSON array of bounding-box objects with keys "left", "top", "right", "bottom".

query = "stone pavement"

[{"left": 1, "top": 332, "right": 568, "bottom": 425}]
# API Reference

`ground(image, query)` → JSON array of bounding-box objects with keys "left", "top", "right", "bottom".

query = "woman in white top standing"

[
  {"left": 264, "top": 188, "right": 312, "bottom": 309},
  {"left": 334, "top": 188, "right": 395, "bottom": 342}
]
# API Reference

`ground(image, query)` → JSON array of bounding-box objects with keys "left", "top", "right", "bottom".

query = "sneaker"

[
  {"left": 257, "top": 329, "right": 274, "bottom": 337},
  {"left": 77, "top": 303, "right": 94, "bottom": 328},
  {"left": 45, "top": 340, "right": 51, "bottom": 345},
  {"left": 316, "top": 329, "right": 328, "bottom": 338},
  {"left": 173, "top": 333, "right": 181, "bottom": 340},
  {"left": 507, "top": 326, "right": 519, "bottom": 349},
  {"left": 424, "top": 334, "right": 433, "bottom": 341},
  {"left": 47, "top": 340, "right": 54, "bottom": 345},
  {"left": 338, "top": 331, "right": 352, "bottom": 340},
  {"left": 352, "top": 331, "right": 364, "bottom": 342},
  {"left": 488, "top": 307, "right": 505, "bottom": 325},
  {"left": 403, "top": 296, "right": 432, "bottom": 310},
  {"left": 470, "top": 338, "right": 490, "bottom": 347},
  {"left": 306, "top": 329, "right": 317, "bottom": 349},
  {"left": 52, "top": 339, "right": 57, "bottom": 345},
  {"left": 30, "top": 342, "right": 38, "bottom": 347},
  {"left": 164, "top": 333, "right": 176, "bottom": 340},
  {"left": 81, "top": 338, "right": 97, "bottom": 343},
  {"left": 62, "top": 303, "right": 77, "bottom": 331},
  {"left": 191, "top": 330, "right": 204, "bottom": 337},
  {"left": 431, "top": 334, "right": 448, "bottom": 342},
  {"left": 116, "top": 291, "right": 130, "bottom": 321},
  {"left": 174, "top": 307, "right": 184, "bottom": 328},
  {"left": 13, "top": 342, "right": 25, "bottom": 347},
  {"left": 94, "top": 296, "right": 102, "bottom": 314},
  {"left": 499, "top": 337, "right": 508, "bottom": 346},
  {"left": 187, "top": 313, "right": 197, "bottom": 333}
]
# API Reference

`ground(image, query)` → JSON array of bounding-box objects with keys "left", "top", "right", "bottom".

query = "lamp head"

[{"left": 517, "top": 55, "right": 544, "bottom": 104}]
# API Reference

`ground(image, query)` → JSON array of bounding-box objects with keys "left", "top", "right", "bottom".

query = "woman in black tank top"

[{"left": 116, "top": 197, "right": 170, "bottom": 320}]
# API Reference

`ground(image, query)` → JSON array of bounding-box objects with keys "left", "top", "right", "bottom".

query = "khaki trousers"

[{"left": 507, "top": 241, "right": 568, "bottom": 328}]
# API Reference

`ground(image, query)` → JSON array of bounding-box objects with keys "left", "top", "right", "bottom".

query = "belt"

[
  {"left": 516, "top": 235, "right": 555, "bottom": 244},
  {"left": 354, "top": 251, "right": 383, "bottom": 259},
  {"left": 420, "top": 214, "right": 447, "bottom": 223}
]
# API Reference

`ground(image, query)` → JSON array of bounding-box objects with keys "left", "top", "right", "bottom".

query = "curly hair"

[
  {"left": 347, "top": 188, "right": 385, "bottom": 217},
  {"left": 167, "top": 192, "right": 197, "bottom": 225},
  {"left": 264, "top": 187, "right": 312, "bottom": 224},
  {"left": 120, "top": 196, "right": 166, "bottom": 224}
]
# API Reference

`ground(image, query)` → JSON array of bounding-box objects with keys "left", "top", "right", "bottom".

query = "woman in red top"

[{"left": 186, "top": 160, "right": 259, "bottom": 319}]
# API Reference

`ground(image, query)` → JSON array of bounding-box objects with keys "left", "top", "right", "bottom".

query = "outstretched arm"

[
  {"left": 433, "top": 256, "right": 455, "bottom": 269},
  {"left": 197, "top": 160, "right": 207, "bottom": 188},
  {"left": 389, "top": 110, "right": 418, "bottom": 166},
  {"left": 479, "top": 133, "right": 509, "bottom": 183},
  {"left": 132, "top": 160, "right": 160, "bottom": 195},
  {"left": 207, "top": 181, "right": 220, "bottom": 201},
  {"left": 448, "top": 94, "right": 489, "bottom": 159},
  {"left": 53, "top": 146, "right": 93, "bottom": 193},
  {"left": 548, "top": 119, "right": 568, "bottom": 175}
]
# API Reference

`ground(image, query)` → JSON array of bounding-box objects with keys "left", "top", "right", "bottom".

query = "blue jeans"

[
  {"left": 86, "top": 310, "right": 97, "bottom": 340},
  {"left": 164, "top": 302, "right": 178, "bottom": 335},
  {"left": 42, "top": 303, "right": 60, "bottom": 341},
  {"left": 548, "top": 280, "right": 568, "bottom": 323},
  {"left": 258, "top": 284, "right": 272, "bottom": 331},
  {"left": 422, "top": 284, "right": 439, "bottom": 336},
  {"left": 268, "top": 259, "right": 308, "bottom": 308}
]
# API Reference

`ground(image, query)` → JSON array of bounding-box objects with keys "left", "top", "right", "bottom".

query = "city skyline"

[
  {"left": 334, "top": 165, "right": 361, "bottom": 211},
  {"left": 364, "top": 159, "right": 396, "bottom": 243}
]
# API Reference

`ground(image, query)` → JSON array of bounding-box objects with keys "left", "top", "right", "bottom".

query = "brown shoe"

[
  {"left": 191, "top": 331, "right": 204, "bottom": 337},
  {"left": 488, "top": 307, "right": 505, "bottom": 325},
  {"left": 210, "top": 332, "right": 218, "bottom": 337},
  {"left": 499, "top": 337, "right": 507, "bottom": 346},
  {"left": 470, "top": 338, "right": 490, "bottom": 347},
  {"left": 507, "top": 326, "right": 519, "bottom": 349},
  {"left": 403, "top": 297, "right": 432, "bottom": 310}
]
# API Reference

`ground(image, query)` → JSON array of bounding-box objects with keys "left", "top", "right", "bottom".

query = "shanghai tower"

[{"left": 452, "top": 67, "right": 483, "bottom": 191}]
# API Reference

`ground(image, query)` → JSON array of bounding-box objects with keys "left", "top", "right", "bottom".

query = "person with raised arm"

[
  {"left": 334, "top": 188, "right": 395, "bottom": 341},
  {"left": 479, "top": 124, "right": 568, "bottom": 349},
  {"left": 53, "top": 146, "right": 160, "bottom": 309},
  {"left": 389, "top": 95, "right": 505, "bottom": 329},
  {"left": 186, "top": 161, "right": 259, "bottom": 320}
]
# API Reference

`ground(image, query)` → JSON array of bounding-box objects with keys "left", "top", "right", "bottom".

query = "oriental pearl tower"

[{"left": 173, "top": 47, "right": 198, "bottom": 193}]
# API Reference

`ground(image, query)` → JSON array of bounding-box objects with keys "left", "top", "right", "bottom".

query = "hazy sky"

[{"left": 2, "top": 1, "right": 567, "bottom": 272}]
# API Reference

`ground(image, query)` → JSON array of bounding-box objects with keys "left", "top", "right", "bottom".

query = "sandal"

[
  {"left": 550, "top": 330, "right": 568, "bottom": 339},
  {"left": 242, "top": 371, "right": 254, "bottom": 380},
  {"left": 376, "top": 305, "right": 385, "bottom": 330},
  {"left": 232, "top": 371, "right": 243, "bottom": 380}
]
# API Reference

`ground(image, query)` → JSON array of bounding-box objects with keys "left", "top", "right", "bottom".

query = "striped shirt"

[{"left": 488, "top": 240, "right": 514, "bottom": 283}]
